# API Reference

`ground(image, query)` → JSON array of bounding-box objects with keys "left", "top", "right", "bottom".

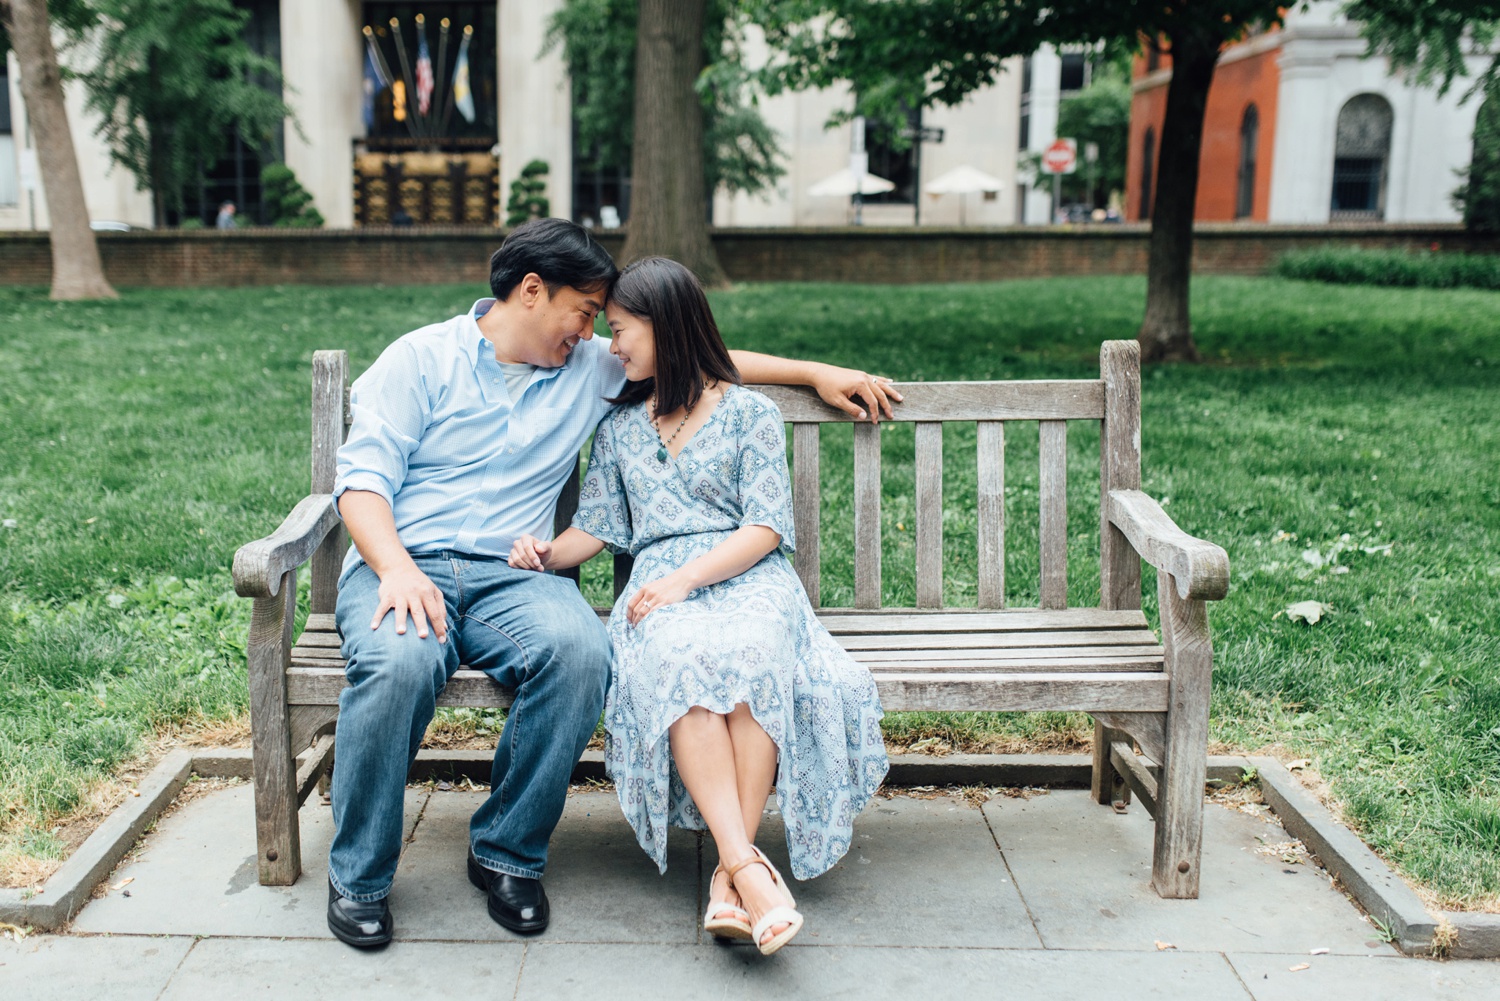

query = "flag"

[
  {"left": 416, "top": 26, "right": 434, "bottom": 116},
  {"left": 362, "top": 40, "right": 383, "bottom": 129},
  {"left": 453, "top": 31, "right": 475, "bottom": 124}
]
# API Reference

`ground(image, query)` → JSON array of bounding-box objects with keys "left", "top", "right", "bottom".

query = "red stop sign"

[{"left": 1042, "top": 138, "right": 1077, "bottom": 175}]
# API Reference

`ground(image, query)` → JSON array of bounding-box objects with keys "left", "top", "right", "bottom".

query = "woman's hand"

[
  {"left": 809, "top": 364, "right": 902, "bottom": 423},
  {"left": 508, "top": 534, "right": 551, "bottom": 571},
  {"left": 626, "top": 572, "right": 694, "bottom": 626}
]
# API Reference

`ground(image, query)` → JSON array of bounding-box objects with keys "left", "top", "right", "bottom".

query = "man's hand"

[
  {"left": 811, "top": 364, "right": 903, "bottom": 423},
  {"left": 509, "top": 534, "right": 551, "bottom": 572},
  {"left": 371, "top": 564, "right": 448, "bottom": 643},
  {"left": 625, "top": 572, "right": 694, "bottom": 626}
]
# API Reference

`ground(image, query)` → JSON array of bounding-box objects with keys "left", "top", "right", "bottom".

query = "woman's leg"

[
  {"left": 726, "top": 703, "right": 777, "bottom": 842},
  {"left": 670, "top": 706, "right": 791, "bottom": 943}
]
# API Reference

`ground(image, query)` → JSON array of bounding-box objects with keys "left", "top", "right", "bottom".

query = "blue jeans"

[{"left": 327, "top": 552, "right": 610, "bottom": 902}]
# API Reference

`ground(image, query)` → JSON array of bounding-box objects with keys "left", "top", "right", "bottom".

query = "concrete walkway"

[{"left": 3, "top": 783, "right": 1495, "bottom": 1000}]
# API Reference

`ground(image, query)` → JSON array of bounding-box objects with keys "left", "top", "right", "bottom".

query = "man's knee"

[
  {"left": 530, "top": 611, "right": 610, "bottom": 692},
  {"left": 344, "top": 625, "right": 449, "bottom": 703}
]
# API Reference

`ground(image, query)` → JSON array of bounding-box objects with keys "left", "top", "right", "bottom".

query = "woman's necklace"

[{"left": 649, "top": 394, "right": 695, "bottom": 462}]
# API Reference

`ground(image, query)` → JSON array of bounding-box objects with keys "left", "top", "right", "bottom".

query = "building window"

[
  {"left": 1018, "top": 57, "right": 1032, "bottom": 150},
  {"left": 1139, "top": 126, "right": 1155, "bottom": 220},
  {"left": 863, "top": 107, "right": 921, "bottom": 205},
  {"left": 0, "top": 63, "right": 16, "bottom": 207},
  {"left": 1059, "top": 51, "right": 1089, "bottom": 94},
  {"left": 1330, "top": 93, "right": 1393, "bottom": 220},
  {"left": 1236, "top": 103, "right": 1258, "bottom": 219}
]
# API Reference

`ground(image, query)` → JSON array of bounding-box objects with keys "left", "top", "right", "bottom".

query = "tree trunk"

[
  {"left": 5, "top": 0, "right": 118, "bottom": 300},
  {"left": 621, "top": 0, "right": 728, "bottom": 286},
  {"left": 1138, "top": 24, "right": 1219, "bottom": 363}
]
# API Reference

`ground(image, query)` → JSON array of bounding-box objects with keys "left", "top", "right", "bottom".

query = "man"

[
  {"left": 326, "top": 218, "right": 899, "bottom": 949},
  {"left": 215, "top": 201, "right": 237, "bottom": 230}
]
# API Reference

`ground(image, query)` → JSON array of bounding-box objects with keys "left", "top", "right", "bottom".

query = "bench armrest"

[
  {"left": 233, "top": 494, "right": 342, "bottom": 599},
  {"left": 1108, "top": 489, "right": 1229, "bottom": 602}
]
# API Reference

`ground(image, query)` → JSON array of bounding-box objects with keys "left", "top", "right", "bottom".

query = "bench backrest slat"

[
  {"left": 976, "top": 421, "right": 1006, "bottom": 609},
  {"left": 310, "top": 351, "right": 349, "bottom": 616},
  {"left": 1039, "top": 419, "right": 1069, "bottom": 610},
  {"left": 853, "top": 421, "right": 883, "bottom": 609},
  {"left": 792, "top": 423, "right": 822, "bottom": 606},
  {"left": 914, "top": 422, "right": 944, "bottom": 608},
  {"left": 757, "top": 380, "right": 1104, "bottom": 422},
  {"left": 1099, "top": 340, "right": 1143, "bottom": 611}
]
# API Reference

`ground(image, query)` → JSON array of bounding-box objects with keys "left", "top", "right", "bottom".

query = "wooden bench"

[{"left": 232, "top": 340, "right": 1229, "bottom": 897}]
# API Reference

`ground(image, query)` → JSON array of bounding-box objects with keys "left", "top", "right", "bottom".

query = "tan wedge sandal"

[
  {"left": 703, "top": 862, "right": 753, "bottom": 941},
  {"left": 725, "top": 848, "right": 804, "bottom": 956}
]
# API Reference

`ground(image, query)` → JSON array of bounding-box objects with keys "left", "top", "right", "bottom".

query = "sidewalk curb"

[
  {"left": 1249, "top": 756, "right": 1437, "bottom": 956},
  {"left": 3, "top": 748, "right": 1487, "bottom": 957}
]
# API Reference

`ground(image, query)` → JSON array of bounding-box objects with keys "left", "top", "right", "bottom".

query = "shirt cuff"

[{"left": 332, "top": 471, "right": 397, "bottom": 512}]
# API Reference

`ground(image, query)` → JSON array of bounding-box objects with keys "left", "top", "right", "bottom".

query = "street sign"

[
  {"left": 1041, "top": 137, "right": 1077, "bottom": 175},
  {"left": 901, "top": 125, "right": 946, "bottom": 143}
]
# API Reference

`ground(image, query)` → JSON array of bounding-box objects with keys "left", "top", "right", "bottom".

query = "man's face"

[{"left": 514, "top": 277, "right": 604, "bottom": 368}]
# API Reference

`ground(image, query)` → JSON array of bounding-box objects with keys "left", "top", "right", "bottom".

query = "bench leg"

[
  {"left": 248, "top": 573, "right": 302, "bottom": 886},
  {"left": 1151, "top": 574, "right": 1212, "bottom": 899},
  {"left": 1090, "top": 720, "right": 1132, "bottom": 810}
]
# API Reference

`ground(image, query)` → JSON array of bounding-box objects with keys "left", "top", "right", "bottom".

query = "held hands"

[
  {"left": 626, "top": 572, "right": 694, "bottom": 626},
  {"left": 371, "top": 564, "right": 448, "bottom": 644},
  {"left": 509, "top": 534, "right": 551, "bottom": 572},
  {"left": 811, "top": 364, "right": 903, "bottom": 423}
]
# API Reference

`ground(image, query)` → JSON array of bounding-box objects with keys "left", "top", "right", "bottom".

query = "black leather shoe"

[
  {"left": 327, "top": 878, "right": 393, "bottom": 949},
  {"left": 468, "top": 849, "right": 549, "bottom": 935}
]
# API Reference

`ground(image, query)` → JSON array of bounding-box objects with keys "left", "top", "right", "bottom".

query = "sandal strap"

[{"left": 723, "top": 854, "right": 772, "bottom": 886}]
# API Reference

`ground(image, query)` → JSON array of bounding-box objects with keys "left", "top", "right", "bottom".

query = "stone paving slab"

[
  {"left": 71, "top": 785, "right": 429, "bottom": 939},
  {"left": 986, "top": 792, "right": 1395, "bottom": 956},
  {"left": 514, "top": 943, "right": 1254, "bottom": 1000},
  {"left": 393, "top": 790, "right": 701, "bottom": 943},
  {"left": 156, "top": 938, "right": 525, "bottom": 1000},
  {"left": 728, "top": 794, "right": 1041, "bottom": 949},
  {"left": 0, "top": 934, "right": 193, "bottom": 1001},
  {"left": 1227, "top": 952, "right": 1500, "bottom": 1001}
]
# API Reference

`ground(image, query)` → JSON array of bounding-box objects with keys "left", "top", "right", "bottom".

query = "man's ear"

[{"left": 518, "top": 272, "right": 545, "bottom": 307}]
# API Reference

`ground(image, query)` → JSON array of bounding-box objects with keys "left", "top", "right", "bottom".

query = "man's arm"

[
  {"left": 729, "top": 350, "right": 903, "bottom": 422},
  {"left": 338, "top": 489, "right": 448, "bottom": 644}
]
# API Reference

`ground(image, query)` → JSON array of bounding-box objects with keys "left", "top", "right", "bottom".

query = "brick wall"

[{"left": 1, "top": 225, "right": 1497, "bottom": 288}]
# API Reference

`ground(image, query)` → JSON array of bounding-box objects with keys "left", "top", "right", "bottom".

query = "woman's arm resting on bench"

[{"left": 729, "top": 350, "right": 903, "bottom": 423}]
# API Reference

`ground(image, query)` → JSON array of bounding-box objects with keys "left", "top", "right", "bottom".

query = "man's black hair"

[{"left": 489, "top": 217, "right": 618, "bottom": 302}]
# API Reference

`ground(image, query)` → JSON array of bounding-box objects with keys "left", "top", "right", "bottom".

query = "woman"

[{"left": 508, "top": 257, "right": 888, "bottom": 955}]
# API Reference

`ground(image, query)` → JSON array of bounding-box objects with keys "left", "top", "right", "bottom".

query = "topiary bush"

[{"left": 261, "top": 163, "right": 325, "bottom": 228}]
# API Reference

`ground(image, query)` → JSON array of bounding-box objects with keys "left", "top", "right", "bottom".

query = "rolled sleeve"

[
  {"left": 333, "top": 341, "right": 430, "bottom": 511},
  {"left": 735, "top": 392, "right": 796, "bottom": 555}
]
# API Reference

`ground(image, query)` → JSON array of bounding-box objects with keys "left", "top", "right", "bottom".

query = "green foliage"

[
  {"left": 72, "top": 0, "right": 292, "bottom": 222},
  {"left": 1456, "top": 79, "right": 1500, "bottom": 234},
  {"left": 1274, "top": 245, "right": 1500, "bottom": 290},
  {"left": 505, "top": 159, "right": 551, "bottom": 228},
  {"left": 545, "top": 0, "right": 786, "bottom": 198},
  {"left": 1344, "top": 0, "right": 1500, "bottom": 98},
  {"left": 1054, "top": 69, "right": 1132, "bottom": 202},
  {"left": 260, "top": 163, "right": 324, "bottom": 229},
  {"left": 3, "top": 275, "right": 1500, "bottom": 905}
]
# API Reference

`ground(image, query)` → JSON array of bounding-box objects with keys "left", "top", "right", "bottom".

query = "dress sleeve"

[
  {"left": 735, "top": 392, "right": 796, "bottom": 555},
  {"left": 571, "top": 412, "right": 633, "bottom": 554}
]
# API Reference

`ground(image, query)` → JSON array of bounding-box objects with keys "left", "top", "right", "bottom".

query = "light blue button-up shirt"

[{"left": 333, "top": 299, "right": 628, "bottom": 565}]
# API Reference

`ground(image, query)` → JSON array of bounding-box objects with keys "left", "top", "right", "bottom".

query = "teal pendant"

[{"left": 656, "top": 446, "right": 669, "bottom": 462}]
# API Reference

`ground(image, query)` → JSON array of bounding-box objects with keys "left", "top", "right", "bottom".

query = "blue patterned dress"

[{"left": 573, "top": 385, "right": 889, "bottom": 880}]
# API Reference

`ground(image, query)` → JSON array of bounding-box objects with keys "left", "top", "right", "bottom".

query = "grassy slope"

[{"left": 1, "top": 276, "right": 1497, "bottom": 906}]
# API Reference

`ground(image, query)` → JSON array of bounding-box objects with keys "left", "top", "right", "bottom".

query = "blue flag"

[
  {"left": 454, "top": 31, "right": 475, "bottom": 124},
  {"left": 362, "top": 42, "right": 381, "bottom": 129}
]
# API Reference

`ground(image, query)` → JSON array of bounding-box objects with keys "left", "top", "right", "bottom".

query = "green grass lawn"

[{"left": 2, "top": 275, "right": 1498, "bottom": 908}]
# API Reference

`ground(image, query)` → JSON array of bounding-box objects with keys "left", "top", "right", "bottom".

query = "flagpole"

[
  {"left": 441, "top": 24, "right": 472, "bottom": 138},
  {"left": 434, "top": 18, "right": 451, "bottom": 143},
  {"left": 414, "top": 14, "right": 432, "bottom": 140},
  {"left": 389, "top": 17, "right": 423, "bottom": 140},
  {"left": 364, "top": 25, "right": 414, "bottom": 141}
]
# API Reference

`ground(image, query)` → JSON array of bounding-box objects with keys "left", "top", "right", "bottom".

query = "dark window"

[
  {"left": 0, "top": 65, "right": 14, "bottom": 206},
  {"left": 1330, "top": 93, "right": 1393, "bottom": 220},
  {"left": 1059, "top": 51, "right": 1088, "bottom": 93},
  {"left": 863, "top": 107, "right": 920, "bottom": 205},
  {"left": 1139, "top": 127, "right": 1155, "bottom": 219},
  {"left": 1236, "top": 104, "right": 1258, "bottom": 219},
  {"left": 0, "top": 66, "right": 11, "bottom": 135},
  {"left": 1146, "top": 42, "right": 1161, "bottom": 74},
  {"left": 1018, "top": 57, "right": 1032, "bottom": 150}
]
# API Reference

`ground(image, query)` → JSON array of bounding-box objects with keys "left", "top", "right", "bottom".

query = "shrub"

[
  {"left": 1454, "top": 77, "right": 1500, "bottom": 234},
  {"left": 505, "top": 159, "right": 550, "bottom": 228},
  {"left": 261, "top": 163, "right": 325, "bottom": 228},
  {"left": 1273, "top": 245, "right": 1500, "bottom": 291}
]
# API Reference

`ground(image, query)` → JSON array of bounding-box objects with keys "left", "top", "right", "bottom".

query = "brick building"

[{"left": 1127, "top": 1, "right": 1495, "bottom": 224}]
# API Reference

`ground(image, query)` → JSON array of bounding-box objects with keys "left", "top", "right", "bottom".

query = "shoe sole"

[
  {"left": 468, "top": 853, "right": 549, "bottom": 935},
  {"left": 328, "top": 923, "right": 392, "bottom": 950}
]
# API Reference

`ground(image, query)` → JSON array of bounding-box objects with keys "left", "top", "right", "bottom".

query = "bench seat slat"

[
  {"left": 814, "top": 608, "right": 1151, "bottom": 633},
  {"left": 285, "top": 667, "right": 1168, "bottom": 713},
  {"left": 833, "top": 628, "right": 1160, "bottom": 651},
  {"left": 852, "top": 644, "right": 1165, "bottom": 663}
]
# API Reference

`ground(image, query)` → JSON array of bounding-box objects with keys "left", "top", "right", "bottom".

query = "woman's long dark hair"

[{"left": 607, "top": 257, "right": 740, "bottom": 416}]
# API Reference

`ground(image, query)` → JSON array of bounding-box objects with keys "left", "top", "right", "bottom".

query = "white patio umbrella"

[
  {"left": 807, "top": 166, "right": 897, "bottom": 197},
  {"left": 924, "top": 165, "right": 1005, "bottom": 225}
]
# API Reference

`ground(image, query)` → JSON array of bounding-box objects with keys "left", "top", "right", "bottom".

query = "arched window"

[
  {"left": 1236, "top": 104, "right": 1259, "bottom": 219},
  {"left": 1330, "top": 94, "right": 1393, "bottom": 220},
  {"left": 1139, "top": 126, "right": 1156, "bottom": 219}
]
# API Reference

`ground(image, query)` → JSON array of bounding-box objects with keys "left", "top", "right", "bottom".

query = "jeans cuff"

[
  {"left": 328, "top": 869, "right": 392, "bottom": 903},
  {"left": 472, "top": 851, "right": 543, "bottom": 881}
]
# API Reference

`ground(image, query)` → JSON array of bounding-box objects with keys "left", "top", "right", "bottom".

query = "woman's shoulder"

[{"left": 723, "top": 383, "right": 784, "bottom": 424}]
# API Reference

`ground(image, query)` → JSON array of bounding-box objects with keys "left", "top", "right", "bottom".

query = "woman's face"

[{"left": 605, "top": 302, "right": 656, "bottom": 383}]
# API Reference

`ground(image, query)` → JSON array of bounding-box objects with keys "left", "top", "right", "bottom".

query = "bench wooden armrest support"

[
  {"left": 1108, "top": 489, "right": 1230, "bottom": 602},
  {"left": 232, "top": 494, "right": 342, "bottom": 599}
]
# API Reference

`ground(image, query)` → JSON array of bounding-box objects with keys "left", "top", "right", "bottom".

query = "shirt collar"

[{"left": 464, "top": 298, "right": 496, "bottom": 370}]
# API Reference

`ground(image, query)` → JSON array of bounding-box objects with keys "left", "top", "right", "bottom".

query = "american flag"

[{"left": 416, "top": 27, "right": 434, "bottom": 116}]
